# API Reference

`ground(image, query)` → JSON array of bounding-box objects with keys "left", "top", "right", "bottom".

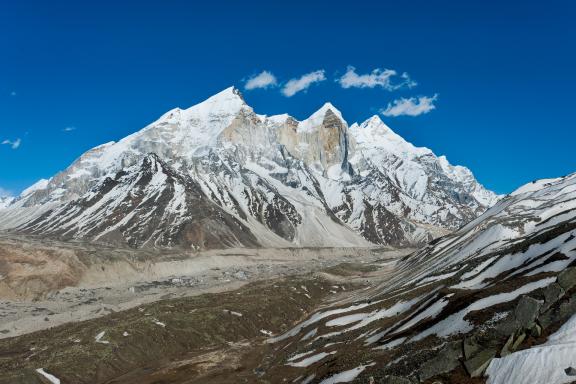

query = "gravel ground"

[{"left": 0, "top": 234, "right": 412, "bottom": 340}]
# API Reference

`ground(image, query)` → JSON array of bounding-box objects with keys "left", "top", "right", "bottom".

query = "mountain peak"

[
  {"left": 360, "top": 115, "right": 392, "bottom": 132},
  {"left": 317, "top": 102, "right": 342, "bottom": 118},
  {"left": 219, "top": 85, "right": 244, "bottom": 100},
  {"left": 298, "top": 102, "right": 346, "bottom": 132},
  {"left": 184, "top": 86, "right": 247, "bottom": 114},
  {"left": 350, "top": 114, "right": 432, "bottom": 158},
  {"left": 364, "top": 114, "right": 384, "bottom": 125}
]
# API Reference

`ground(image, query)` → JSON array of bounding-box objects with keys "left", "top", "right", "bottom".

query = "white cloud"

[
  {"left": 244, "top": 70, "right": 278, "bottom": 90},
  {"left": 381, "top": 94, "right": 438, "bottom": 117},
  {"left": 62, "top": 126, "right": 76, "bottom": 132},
  {"left": 1, "top": 138, "right": 21, "bottom": 149},
  {"left": 338, "top": 66, "right": 417, "bottom": 90},
  {"left": 282, "top": 70, "right": 326, "bottom": 97}
]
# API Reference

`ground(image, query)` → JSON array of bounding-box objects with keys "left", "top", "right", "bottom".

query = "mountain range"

[{"left": 0, "top": 87, "right": 499, "bottom": 249}]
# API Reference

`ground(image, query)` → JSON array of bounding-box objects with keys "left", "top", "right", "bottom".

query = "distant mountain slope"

[
  {"left": 261, "top": 173, "right": 576, "bottom": 383},
  {"left": 20, "top": 154, "right": 261, "bottom": 249},
  {"left": 0, "top": 87, "right": 498, "bottom": 249},
  {"left": 0, "top": 196, "right": 13, "bottom": 210}
]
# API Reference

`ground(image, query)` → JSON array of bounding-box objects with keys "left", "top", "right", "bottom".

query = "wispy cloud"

[
  {"left": 338, "top": 66, "right": 416, "bottom": 90},
  {"left": 10, "top": 91, "right": 16, "bottom": 96},
  {"left": 244, "top": 70, "right": 278, "bottom": 90},
  {"left": 381, "top": 94, "right": 438, "bottom": 117},
  {"left": 1, "top": 138, "right": 21, "bottom": 149},
  {"left": 62, "top": 126, "right": 76, "bottom": 132},
  {"left": 282, "top": 70, "right": 326, "bottom": 97}
]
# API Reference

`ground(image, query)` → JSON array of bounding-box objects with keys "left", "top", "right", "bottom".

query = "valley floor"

[{"left": 0, "top": 235, "right": 411, "bottom": 383}]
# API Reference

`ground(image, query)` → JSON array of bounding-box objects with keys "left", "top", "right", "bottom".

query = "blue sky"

[{"left": 1, "top": 0, "right": 575, "bottom": 195}]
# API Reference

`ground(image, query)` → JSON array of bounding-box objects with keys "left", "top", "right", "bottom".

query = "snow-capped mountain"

[
  {"left": 0, "top": 87, "right": 499, "bottom": 249},
  {"left": 0, "top": 196, "right": 14, "bottom": 210},
  {"left": 262, "top": 173, "right": 576, "bottom": 383}
]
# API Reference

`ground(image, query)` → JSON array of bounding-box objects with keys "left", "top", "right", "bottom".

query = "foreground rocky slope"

[
  {"left": 253, "top": 173, "right": 576, "bottom": 383},
  {"left": 0, "top": 87, "right": 497, "bottom": 249}
]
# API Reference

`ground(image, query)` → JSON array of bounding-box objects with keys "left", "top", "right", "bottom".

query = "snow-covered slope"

[
  {"left": 0, "top": 196, "right": 14, "bottom": 210},
  {"left": 262, "top": 173, "right": 576, "bottom": 382},
  {"left": 0, "top": 87, "right": 498, "bottom": 249},
  {"left": 486, "top": 312, "right": 576, "bottom": 384},
  {"left": 20, "top": 154, "right": 263, "bottom": 249}
]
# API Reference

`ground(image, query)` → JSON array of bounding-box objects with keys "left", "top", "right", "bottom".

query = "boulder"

[
  {"left": 557, "top": 267, "right": 576, "bottom": 291},
  {"left": 565, "top": 367, "right": 576, "bottom": 376},
  {"left": 500, "top": 334, "right": 515, "bottom": 357},
  {"left": 494, "top": 311, "right": 521, "bottom": 337},
  {"left": 418, "top": 341, "right": 462, "bottom": 382},
  {"left": 515, "top": 296, "right": 542, "bottom": 328},
  {"left": 381, "top": 375, "right": 413, "bottom": 384},
  {"left": 540, "top": 283, "right": 565, "bottom": 313},
  {"left": 464, "top": 348, "right": 497, "bottom": 377},
  {"left": 463, "top": 336, "right": 482, "bottom": 360},
  {"left": 511, "top": 332, "right": 526, "bottom": 351},
  {"left": 529, "top": 323, "right": 542, "bottom": 337},
  {"left": 540, "top": 293, "right": 576, "bottom": 329}
]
